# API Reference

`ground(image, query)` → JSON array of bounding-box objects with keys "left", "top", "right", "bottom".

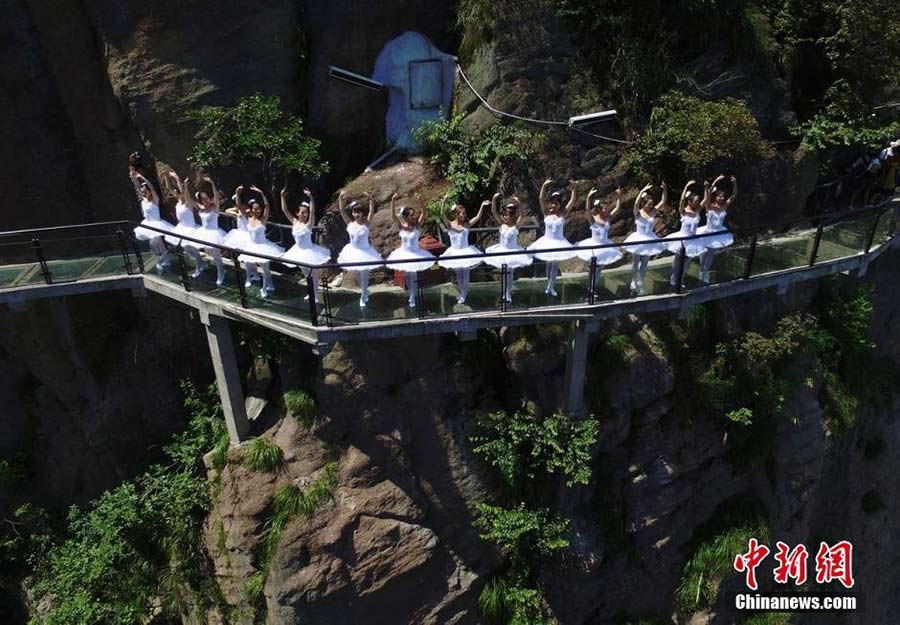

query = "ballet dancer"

[
  {"left": 438, "top": 196, "right": 485, "bottom": 304},
  {"left": 163, "top": 171, "right": 204, "bottom": 277},
  {"left": 697, "top": 175, "right": 737, "bottom": 283},
  {"left": 576, "top": 187, "right": 624, "bottom": 289},
  {"left": 528, "top": 179, "right": 578, "bottom": 297},
  {"left": 225, "top": 186, "right": 259, "bottom": 285},
  {"left": 131, "top": 173, "right": 173, "bottom": 272},
  {"left": 279, "top": 186, "right": 331, "bottom": 303},
  {"left": 190, "top": 176, "right": 228, "bottom": 285},
  {"left": 485, "top": 193, "right": 533, "bottom": 303},
  {"left": 236, "top": 187, "right": 285, "bottom": 298},
  {"left": 337, "top": 191, "right": 383, "bottom": 308},
  {"left": 623, "top": 182, "right": 667, "bottom": 295},
  {"left": 385, "top": 195, "right": 436, "bottom": 309},
  {"left": 664, "top": 180, "right": 707, "bottom": 288}
]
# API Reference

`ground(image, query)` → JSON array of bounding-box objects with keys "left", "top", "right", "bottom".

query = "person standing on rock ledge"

[
  {"left": 438, "top": 195, "right": 485, "bottom": 305},
  {"left": 624, "top": 182, "right": 667, "bottom": 295},
  {"left": 337, "top": 191, "right": 383, "bottom": 308},
  {"left": 697, "top": 174, "right": 737, "bottom": 283}
]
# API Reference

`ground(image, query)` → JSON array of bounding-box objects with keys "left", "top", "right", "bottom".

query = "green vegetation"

[
  {"left": 744, "top": 613, "right": 793, "bottom": 625},
  {"left": 413, "top": 113, "right": 540, "bottom": 206},
  {"left": 676, "top": 511, "right": 771, "bottom": 615},
  {"left": 243, "top": 437, "right": 285, "bottom": 473},
  {"left": 188, "top": 93, "right": 328, "bottom": 195},
  {"left": 9, "top": 382, "right": 226, "bottom": 625},
  {"left": 626, "top": 92, "right": 774, "bottom": 181},
  {"left": 283, "top": 389, "right": 316, "bottom": 428}
]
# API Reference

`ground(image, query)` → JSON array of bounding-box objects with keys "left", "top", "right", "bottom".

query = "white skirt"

[
  {"left": 484, "top": 243, "right": 533, "bottom": 268},
  {"left": 237, "top": 240, "right": 286, "bottom": 265},
  {"left": 697, "top": 226, "right": 734, "bottom": 249},
  {"left": 337, "top": 244, "right": 384, "bottom": 271},
  {"left": 165, "top": 223, "right": 202, "bottom": 249},
  {"left": 664, "top": 231, "right": 707, "bottom": 257},
  {"left": 385, "top": 247, "right": 435, "bottom": 273},
  {"left": 194, "top": 226, "right": 228, "bottom": 249},
  {"left": 134, "top": 218, "right": 173, "bottom": 241},
  {"left": 527, "top": 235, "right": 577, "bottom": 262},
  {"left": 438, "top": 245, "right": 483, "bottom": 270},
  {"left": 224, "top": 229, "right": 251, "bottom": 249},
  {"left": 281, "top": 242, "right": 331, "bottom": 267},
  {"left": 575, "top": 237, "right": 623, "bottom": 265},
  {"left": 623, "top": 232, "right": 666, "bottom": 257}
]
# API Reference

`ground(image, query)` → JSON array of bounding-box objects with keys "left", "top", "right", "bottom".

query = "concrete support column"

[
  {"left": 563, "top": 319, "right": 591, "bottom": 416},
  {"left": 202, "top": 312, "right": 250, "bottom": 444}
]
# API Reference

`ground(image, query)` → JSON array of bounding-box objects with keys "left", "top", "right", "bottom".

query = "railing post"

[
  {"left": 500, "top": 263, "right": 509, "bottom": 313},
  {"left": 675, "top": 244, "right": 687, "bottom": 294},
  {"left": 743, "top": 234, "right": 757, "bottom": 280},
  {"left": 131, "top": 238, "right": 145, "bottom": 273},
  {"left": 320, "top": 273, "right": 333, "bottom": 327},
  {"left": 232, "top": 254, "right": 248, "bottom": 307},
  {"left": 176, "top": 245, "right": 192, "bottom": 291},
  {"left": 417, "top": 270, "right": 425, "bottom": 320},
  {"left": 31, "top": 236, "right": 53, "bottom": 284},
  {"left": 116, "top": 228, "right": 134, "bottom": 275},
  {"left": 864, "top": 211, "right": 882, "bottom": 253},
  {"left": 808, "top": 223, "right": 824, "bottom": 266},
  {"left": 588, "top": 256, "right": 597, "bottom": 305},
  {"left": 305, "top": 270, "right": 318, "bottom": 327}
]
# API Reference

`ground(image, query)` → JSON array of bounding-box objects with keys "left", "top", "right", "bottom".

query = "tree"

[{"left": 187, "top": 94, "right": 329, "bottom": 196}]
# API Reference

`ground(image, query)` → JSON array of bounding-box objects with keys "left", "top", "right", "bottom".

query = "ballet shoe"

[
  {"left": 265, "top": 284, "right": 275, "bottom": 292},
  {"left": 549, "top": 288, "right": 558, "bottom": 297},
  {"left": 259, "top": 288, "right": 268, "bottom": 299},
  {"left": 359, "top": 298, "right": 366, "bottom": 308},
  {"left": 216, "top": 276, "right": 226, "bottom": 286},
  {"left": 191, "top": 269, "right": 202, "bottom": 278},
  {"left": 155, "top": 263, "right": 165, "bottom": 273},
  {"left": 244, "top": 279, "right": 252, "bottom": 288}
]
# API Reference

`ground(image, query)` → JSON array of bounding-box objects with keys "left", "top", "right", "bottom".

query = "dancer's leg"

[
  {"left": 458, "top": 268, "right": 470, "bottom": 303},
  {"left": 630, "top": 255, "right": 641, "bottom": 292},
  {"left": 546, "top": 262, "right": 559, "bottom": 296},
  {"left": 244, "top": 262, "right": 257, "bottom": 288},
  {"left": 310, "top": 268, "right": 320, "bottom": 303},
  {"left": 211, "top": 249, "right": 225, "bottom": 285},
  {"left": 261, "top": 263, "right": 274, "bottom": 294},
  {"left": 407, "top": 271, "right": 417, "bottom": 308},
  {"left": 188, "top": 247, "right": 203, "bottom": 277},
  {"left": 670, "top": 250, "right": 682, "bottom": 286},
  {"left": 358, "top": 270, "right": 369, "bottom": 306},
  {"left": 638, "top": 257, "right": 650, "bottom": 294}
]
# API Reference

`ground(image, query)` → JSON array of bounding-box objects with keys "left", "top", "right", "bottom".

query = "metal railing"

[{"left": 0, "top": 199, "right": 896, "bottom": 330}]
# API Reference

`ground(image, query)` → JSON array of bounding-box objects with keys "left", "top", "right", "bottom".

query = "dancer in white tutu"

[
  {"left": 280, "top": 186, "right": 331, "bottom": 303},
  {"left": 528, "top": 179, "right": 578, "bottom": 297},
  {"left": 438, "top": 196, "right": 485, "bottom": 304},
  {"left": 697, "top": 174, "right": 737, "bottom": 283},
  {"left": 664, "top": 180, "right": 707, "bottom": 288},
  {"left": 224, "top": 186, "right": 259, "bottom": 285},
  {"left": 485, "top": 194, "right": 533, "bottom": 303},
  {"left": 337, "top": 191, "right": 383, "bottom": 308},
  {"left": 624, "top": 182, "right": 667, "bottom": 295},
  {"left": 577, "top": 187, "right": 624, "bottom": 290},
  {"left": 386, "top": 194, "right": 436, "bottom": 309},
  {"left": 163, "top": 171, "right": 204, "bottom": 277},
  {"left": 236, "top": 186, "right": 285, "bottom": 298},
  {"left": 190, "top": 176, "right": 228, "bottom": 285},
  {"left": 130, "top": 173, "right": 173, "bottom": 272}
]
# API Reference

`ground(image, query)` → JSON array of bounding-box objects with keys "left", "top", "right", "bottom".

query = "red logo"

[
  {"left": 814, "top": 541, "right": 855, "bottom": 589},
  {"left": 733, "top": 539, "right": 855, "bottom": 590},
  {"left": 734, "top": 538, "right": 770, "bottom": 590},
  {"left": 773, "top": 541, "right": 809, "bottom": 585}
]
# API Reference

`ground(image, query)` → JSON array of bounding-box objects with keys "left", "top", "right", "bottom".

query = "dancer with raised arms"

[
  {"left": 236, "top": 186, "right": 285, "bottom": 298},
  {"left": 664, "top": 180, "right": 707, "bottom": 288},
  {"left": 131, "top": 172, "right": 173, "bottom": 272},
  {"left": 280, "top": 186, "right": 331, "bottom": 303},
  {"left": 438, "top": 196, "right": 485, "bottom": 304},
  {"left": 576, "top": 187, "right": 623, "bottom": 290},
  {"left": 163, "top": 171, "right": 204, "bottom": 277},
  {"left": 528, "top": 179, "right": 578, "bottom": 297},
  {"left": 485, "top": 194, "right": 533, "bottom": 303},
  {"left": 385, "top": 195, "right": 436, "bottom": 309},
  {"left": 337, "top": 191, "right": 383, "bottom": 308},
  {"left": 697, "top": 174, "right": 737, "bottom": 283},
  {"left": 190, "top": 176, "right": 228, "bottom": 286},
  {"left": 623, "top": 182, "right": 667, "bottom": 295}
]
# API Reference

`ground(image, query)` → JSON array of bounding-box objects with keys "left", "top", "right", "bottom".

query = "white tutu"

[
  {"left": 575, "top": 223, "right": 622, "bottom": 264},
  {"left": 527, "top": 215, "right": 576, "bottom": 261},
  {"left": 134, "top": 218, "right": 173, "bottom": 241},
  {"left": 337, "top": 222, "right": 383, "bottom": 270},
  {"left": 439, "top": 227, "right": 483, "bottom": 269},
  {"left": 165, "top": 223, "right": 203, "bottom": 248},
  {"left": 237, "top": 223, "right": 285, "bottom": 264},
  {"left": 385, "top": 229, "right": 435, "bottom": 273},
  {"left": 624, "top": 215, "right": 665, "bottom": 257},
  {"left": 224, "top": 228, "right": 251, "bottom": 249},
  {"left": 281, "top": 226, "right": 331, "bottom": 267},
  {"left": 664, "top": 215, "right": 706, "bottom": 256},
  {"left": 485, "top": 226, "right": 533, "bottom": 268},
  {"left": 194, "top": 226, "right": 228, "bottom": 248},
  {"left": 698, "top": 210, "right": 733, "bottom": 249}
]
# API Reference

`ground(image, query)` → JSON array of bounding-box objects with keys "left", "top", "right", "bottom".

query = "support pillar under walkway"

[
  {"left": 202, "top": 312, "right": 250, "bottom": 444},
  {"left": 562, "top": 319, "right": 592, "bottom": 415}
]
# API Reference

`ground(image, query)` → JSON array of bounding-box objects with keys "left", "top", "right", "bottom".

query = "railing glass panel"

[{"left": 0, "top": 241, "right": 45, "bottom": 288}]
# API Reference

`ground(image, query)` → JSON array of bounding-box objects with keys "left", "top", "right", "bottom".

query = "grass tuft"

[
  {"left": 284, "top": 390, "right": 316, "bottom": 429},
  {"left": 244, "top": 438, "right": 284, "bottom": 473}
]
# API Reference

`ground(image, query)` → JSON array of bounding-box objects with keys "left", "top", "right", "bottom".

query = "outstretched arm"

[
  {"left": 470, "top": 201, "right": 487, "bottom": 227},
  {"left": 680, "top": 180, "right": 694, "bottom": 214},
  {"left": 586, "top": 188, "right": 597, "bottom": 213},
  {"left": 635, "top": 183, "right": 652, "bottom": 217},
  {"left": 490, "top": 192, "right": 502, "bottom": 224},
  {"left": 135, "top": 174, "right": 160, "bottom": 206},
  {"left": 280, "top": 186, "right": 293, "bottom": 222},
  {"left": 205, "top": 176, "right": 220, "bottom": 211},
  {"left": 727, "top": 175, "right": 738, "bottom": 207},
  {"left": 655, "top": 182, "right": 668, "bottom": 212},
  {"left": 701, "top": 180, "right": 711, "bottom": 210},
  {"left": 610, "top": 187, "right": 623, "bottom": 218},
  {"left": 564, "top": 181, "right": 578, "bottom": 216},
  {"left": 365, "top": 192, "right": 375, "bottom": 222},
  {"left": 338, "top": 191, "right": 351, "bottom": 224},
  {"left": 439, "top": 196, "right": 452, "bottom": 230},
  {"left": 250, "top": 186, "right": 270, "bottom": 222},
  {"left": 539, "top": 179, "right": 552, "bottom": 216},
  {"left": 306, "top": 188, "right": 316, "bottom": 224},
  {"left": 167, "top": 171, "right": 184, "bottom": 202},
  {"left": 390, "top": 194, "right": 402, "bottom": 227},
  {"left": 183, "top": 176, "right": 200, "bottom": 211},
  {"left": 511, "top": 196, "right": 529, "bottom": 227}
]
